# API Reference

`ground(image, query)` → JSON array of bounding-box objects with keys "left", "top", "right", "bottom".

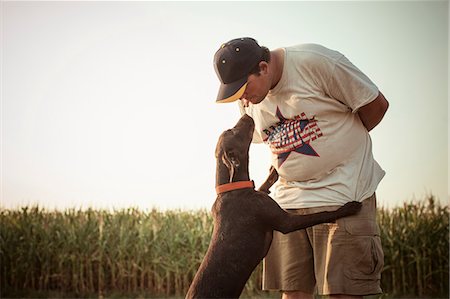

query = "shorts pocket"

[
  {"left": 344, "top": 217, "right": 380, "bottom": 236},
  {"left": 343, "top": 219, "right": 384, "bottom": 280}
]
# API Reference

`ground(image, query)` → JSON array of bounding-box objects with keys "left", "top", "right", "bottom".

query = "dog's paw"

[{"left": 339, "top": 201, "right": 362, "bottom": 216}]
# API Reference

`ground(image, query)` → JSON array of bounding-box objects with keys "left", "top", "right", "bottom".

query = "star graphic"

[{"left": 274, "top": 107, "right": 320, "bottom": 167}]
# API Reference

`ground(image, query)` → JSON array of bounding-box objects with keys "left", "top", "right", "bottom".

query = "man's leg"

[
  {"left": 263, "top": 215, "right": 316, "bottom": 295},
  {"left": 311, "top": 194, "right": 383, "bottom": 297}
]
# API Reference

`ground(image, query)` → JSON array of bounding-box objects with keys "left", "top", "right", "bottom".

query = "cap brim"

[{"left": 216, "top": 77, "right": 248, "bottom": 103}]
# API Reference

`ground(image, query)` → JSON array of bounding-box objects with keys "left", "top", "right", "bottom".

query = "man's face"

[{"left": 240, "top": 65, "right": 271, "bottom": 107}]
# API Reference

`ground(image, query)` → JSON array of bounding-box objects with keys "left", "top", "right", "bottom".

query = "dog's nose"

[
  {"left": 241, "top": 113, "right": 254, "bottom": 124},
  {"left": 235, "top": 114, "right": 255, "bottom": 135},
  {"left": 233, "top": 114, "right": 254, "bottom": 132}
]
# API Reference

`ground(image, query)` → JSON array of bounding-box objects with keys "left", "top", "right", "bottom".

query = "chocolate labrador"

[{"left": 186, "top": 114, "right": 361, "bottom": 298}]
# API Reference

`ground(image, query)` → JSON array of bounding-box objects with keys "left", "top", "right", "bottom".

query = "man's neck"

[{"left": 270, "top": 48, "right": 284, "bottom": 90}]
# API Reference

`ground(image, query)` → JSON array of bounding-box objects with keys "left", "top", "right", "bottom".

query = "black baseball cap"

[{"left": 214, "top": 37, "right": 264, "bottom": 103}]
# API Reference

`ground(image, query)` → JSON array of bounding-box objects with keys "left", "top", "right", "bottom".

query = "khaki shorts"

[{"left": 263, "top": 194, "right": 384, "bottom": 296}]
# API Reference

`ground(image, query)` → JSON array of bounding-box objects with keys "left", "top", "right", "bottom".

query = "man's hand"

[{"left": 358, "top": 92, "right": 389, "bottom": 132}]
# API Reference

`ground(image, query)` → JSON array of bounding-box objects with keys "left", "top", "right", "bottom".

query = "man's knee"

[
  {"left": 282, "top": 291, "right": 313, "bottom": 299},
  {"left": 329, "top": 295, "right": 363, "bottom": 299}
]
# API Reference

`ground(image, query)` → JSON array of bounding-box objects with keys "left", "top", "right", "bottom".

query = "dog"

[{"left": 186, "top": 114, "right": 361, "bottom": 298}]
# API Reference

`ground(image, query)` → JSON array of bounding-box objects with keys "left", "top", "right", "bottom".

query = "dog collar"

[{"left": 216, "top": 180, "right": 255, "bottom": 195}]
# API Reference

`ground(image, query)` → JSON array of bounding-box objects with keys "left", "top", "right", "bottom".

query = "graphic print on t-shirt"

[{"left": 263, "top": 107, "right": 323, "bottom": 167}]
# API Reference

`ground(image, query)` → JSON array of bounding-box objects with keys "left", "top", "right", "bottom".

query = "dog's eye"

[{"left": 225, "top": 129, "right": 236, "bottom": 136}]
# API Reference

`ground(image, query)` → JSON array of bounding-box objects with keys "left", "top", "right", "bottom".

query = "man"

[{"left": 212, "top": 37, "right": 388, "bottom": 299}]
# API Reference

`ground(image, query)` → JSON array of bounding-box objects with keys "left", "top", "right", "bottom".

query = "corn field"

[
  {"left": 378, "top": 196, "right": 448, "bottom": 298},
  {"left": 0, "top": 196, "right": 448, "bottom": 298}
]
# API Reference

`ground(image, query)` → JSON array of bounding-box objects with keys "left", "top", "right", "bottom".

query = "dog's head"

[{"left": 215, "top": 114, "right": 255, "bottom": 179}]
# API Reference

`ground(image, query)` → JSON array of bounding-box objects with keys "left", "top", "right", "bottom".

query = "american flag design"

[{"left": 263, "top": 107, "right": 323, "bottom": 167}]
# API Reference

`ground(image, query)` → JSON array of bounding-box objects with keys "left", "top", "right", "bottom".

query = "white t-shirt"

[{"left": 240, "top": 44, "right": 385, "bottom": 208}]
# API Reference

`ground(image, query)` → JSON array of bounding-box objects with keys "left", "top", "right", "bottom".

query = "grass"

[{"left": 0, "top": 195, "right": 448, "bottom": 298}]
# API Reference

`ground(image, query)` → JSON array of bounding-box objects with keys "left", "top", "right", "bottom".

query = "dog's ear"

[
  {"left": 222, "top": 149, "right": 240, "bottom": 183},
  {"left": 222, "top": 149, "right": 240, "bottom": 169}
]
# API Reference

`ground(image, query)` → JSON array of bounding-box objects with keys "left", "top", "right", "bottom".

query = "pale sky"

[{"left": 1, "top": 1, "right": 448, "bottom": 211}]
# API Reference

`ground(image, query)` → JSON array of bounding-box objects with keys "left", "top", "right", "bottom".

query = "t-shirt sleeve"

[{"left": 325, "top": 55, "right": 379, "bottom": 113}]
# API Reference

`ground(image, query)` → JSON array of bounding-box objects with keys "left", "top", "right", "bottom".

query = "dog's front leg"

[
  {"left": 258, "top": 197, "right": 362, "bottom": 234},
  {"left": 276, "top": 201, "right": 362, "bottom": 233},
  {"left": 258, "top": 166, "right": 278, "bottom": 194}
]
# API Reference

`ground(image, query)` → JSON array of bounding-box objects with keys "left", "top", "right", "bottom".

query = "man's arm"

[{"left": 357, "top": 92, "right": 389, "bottom": 132}]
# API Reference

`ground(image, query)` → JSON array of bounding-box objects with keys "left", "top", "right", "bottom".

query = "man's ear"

[{"left": 259, "top": 61, "right": 269, "bottom": 75}]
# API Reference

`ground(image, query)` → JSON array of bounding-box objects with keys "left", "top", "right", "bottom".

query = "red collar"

[{"left": 215, "top": 180, "right": 255, "bottom": 195}]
